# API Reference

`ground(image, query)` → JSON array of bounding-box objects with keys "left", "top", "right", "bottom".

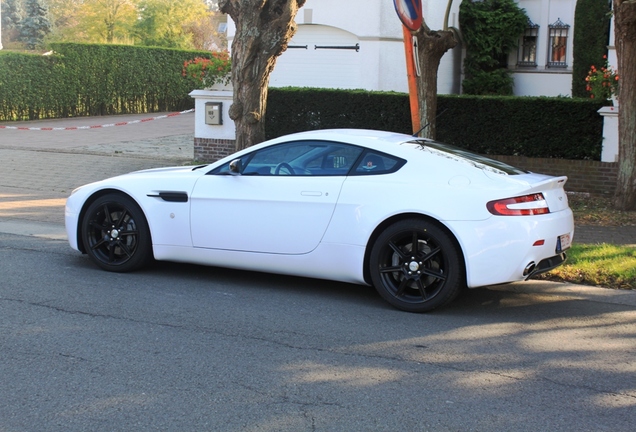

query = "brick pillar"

[
  {"left": 193, "top": 138, "right": 236, "bottom": 162},
  {"left": 189, "top": 88, "right": 236, "bottom": 163}
]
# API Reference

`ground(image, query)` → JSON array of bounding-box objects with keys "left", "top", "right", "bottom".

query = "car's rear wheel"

[
  {"left": 81, "top": 193, "right": 151, "bottom": 272},
  {"left": 370, "top": 219, "right": 464, "bottom": 312}
]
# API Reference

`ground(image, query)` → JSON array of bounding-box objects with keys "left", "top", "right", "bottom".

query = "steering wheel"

[{"left": 274, "top": 162, "right": 295, "bottom": 175}]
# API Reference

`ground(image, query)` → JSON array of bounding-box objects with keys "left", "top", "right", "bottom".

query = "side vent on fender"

[{"left": 147, "top": 191, "right": 188, "bottom": 203}]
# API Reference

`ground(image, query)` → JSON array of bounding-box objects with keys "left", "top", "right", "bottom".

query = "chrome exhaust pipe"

[{"left": 523, "top": 262, "right": 536, "bottom": 276}]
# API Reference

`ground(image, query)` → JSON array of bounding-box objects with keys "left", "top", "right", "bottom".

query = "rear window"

[
  {"left": 405, "top": 140, "right": 528, "bottom": 175},
  {"left": 351, "top": 151, "right": 405, "bottom": 175}
]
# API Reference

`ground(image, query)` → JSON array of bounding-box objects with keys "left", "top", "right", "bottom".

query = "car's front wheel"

[
  {"left": 370, "top": 219, "right": 464, "bottom": 312},
  {"left": 81, "top": 193, "right": 152, "bottom": 272}
]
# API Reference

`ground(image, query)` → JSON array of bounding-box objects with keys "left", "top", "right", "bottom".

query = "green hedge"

[
  {"left": 0, "top": 51, "right": 71, "bottom": 120},
  {"left": 0, "top": 46, "right": 607, "bottom": 161},
  {"left": 0, "top": 43, "right": 209, "bottom": 120},
  {"left": 436, "top": 95, "right": 605, "bottom": 160},
  {"left": 266, "top": 88, "right": 605, "bottom": 160},
  {"left": 266, "top": 88, "right": 411, "bottom": 138}
]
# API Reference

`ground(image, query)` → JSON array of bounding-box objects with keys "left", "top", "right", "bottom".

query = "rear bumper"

[
  {"left": 446, "top": 209, "right": 574, "bottom": 288},
  {"left": 524, "top": 252, "right": 567, "bottom": 280}
]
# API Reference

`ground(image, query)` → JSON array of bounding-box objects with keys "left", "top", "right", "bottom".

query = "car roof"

[
  {"left": 264, "top": 129, "right": 528, "bottom": 176},
  {"left": 212, "top": 129, "right": 525, "bottom": 177},
  {"left": 272, "top": 129, "right": 413, "bottom": 146},
  {"left": 261, "top": 129, "right": 419, "bottom": 156}
]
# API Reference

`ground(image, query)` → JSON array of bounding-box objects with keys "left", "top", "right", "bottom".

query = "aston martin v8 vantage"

[{"left": 66, "top": 129, "right": 574, "bottom": 312}]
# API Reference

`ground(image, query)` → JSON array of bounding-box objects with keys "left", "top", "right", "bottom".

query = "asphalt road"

[{"left": 2, "top": 232, "right": 636, "bottom": 431}]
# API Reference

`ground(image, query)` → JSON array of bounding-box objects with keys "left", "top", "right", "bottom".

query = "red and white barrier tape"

[{"left": 0, "top": 109, "right": 194, "bottom": 131}]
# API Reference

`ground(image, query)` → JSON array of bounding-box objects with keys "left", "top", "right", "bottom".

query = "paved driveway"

[{"left": 0, "top": 112, "right": 193, "bottom": 232}]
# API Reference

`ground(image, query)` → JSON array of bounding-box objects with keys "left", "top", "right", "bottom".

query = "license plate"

[{"left": 556, "top": 233, "right": 571, "bottom": 253}]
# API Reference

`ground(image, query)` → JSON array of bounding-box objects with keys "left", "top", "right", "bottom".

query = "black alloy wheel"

[
  {"left": 81, "top": 193, "right": 152, "bottom": 272},
  {"left": 370, "top": 219, "right": 464, "bottom": 312}
]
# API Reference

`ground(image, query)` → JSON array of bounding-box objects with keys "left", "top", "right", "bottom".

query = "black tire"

[
  {"left": 81, "top": 193, "right": 152, "bottom": 272},
  {"left": 369, "top": 219, "right": 464, "bottom": 312}
]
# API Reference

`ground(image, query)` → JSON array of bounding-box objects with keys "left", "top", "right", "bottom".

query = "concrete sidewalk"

[{"left": 0, "top": 111, "right": 634, "bottom": 246}]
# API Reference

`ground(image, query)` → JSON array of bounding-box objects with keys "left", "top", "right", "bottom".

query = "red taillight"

[{"left": 487, "top": 193, "right": 550, "bottom": 216}]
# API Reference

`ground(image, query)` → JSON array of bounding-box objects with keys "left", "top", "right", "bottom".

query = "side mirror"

[{"left": 229, "top": 159, "right": 242, "bottom": 175}]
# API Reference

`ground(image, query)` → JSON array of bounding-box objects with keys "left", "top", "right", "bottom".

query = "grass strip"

[{"left": 539, "top": 243, "right": 636, "bottom": 289}]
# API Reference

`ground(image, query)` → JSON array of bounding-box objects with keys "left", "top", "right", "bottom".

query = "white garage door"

[{"left": 269, "top": 24, "right": 362, "bottom": 89}]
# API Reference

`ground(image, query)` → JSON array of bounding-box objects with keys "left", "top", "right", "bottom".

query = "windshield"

[{"left": 405, "top": 139, "right": 528, "bottom": 175}]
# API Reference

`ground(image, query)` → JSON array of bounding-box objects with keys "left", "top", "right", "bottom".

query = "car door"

[{"left": 189, "top": 141, "right": 363, "bottom": 254}]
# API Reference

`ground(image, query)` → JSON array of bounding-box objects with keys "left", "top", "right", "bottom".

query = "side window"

[
  {"left": 208, "top": 154, "right": 252, "bottom": 175},
  {"left": 210, "top": 141, "right": 364, "bottom": 176},
  {"left": 243, "top": 143, "right": 314, "bottom": 175},
  {"left": 305, "top": 145, "right": 363, "bottom": 175},
  {"left": 353, "top": 151, "right": 404, "bottom": 175}
]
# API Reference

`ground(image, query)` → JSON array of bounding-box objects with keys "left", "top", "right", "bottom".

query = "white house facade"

[
  {"left": 226, "top": 0, "right": 460, "bottom": 94},
  {"left": 510, "top": 0, "right": 577, "bottom": 96},
  {"left": 226, "top": 1, "right": 602, "bottom": 97}
]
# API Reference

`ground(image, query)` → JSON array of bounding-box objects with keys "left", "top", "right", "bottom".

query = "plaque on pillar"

[{"left": 205, "top": 102, "right": 223, "bottom": 125}]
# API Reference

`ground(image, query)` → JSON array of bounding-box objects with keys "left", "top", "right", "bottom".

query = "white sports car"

[{"left": 66, "top": 129, "right": 574, "bottom": 312}]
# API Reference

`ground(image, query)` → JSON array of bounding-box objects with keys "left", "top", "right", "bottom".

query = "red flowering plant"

[
  {"left": 183, "top": 51, "right": 231, "bottom": 89},
  {"left": 585, "top": 55, "right": 619, "bottom": 101}
]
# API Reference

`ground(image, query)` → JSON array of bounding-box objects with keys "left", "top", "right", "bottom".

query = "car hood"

[
  {"left": 127, "top": 165, "right": 204, "bottom": 175},
  {"left": 70, "top": 165, "right": 204, "bottom": 198}
]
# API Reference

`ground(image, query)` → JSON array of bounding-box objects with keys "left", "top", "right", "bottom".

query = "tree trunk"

[
  {"left": 614, "top": 0, "right": 636, "bottom": 210},
  {"left": 220, "top": 0, "right": 306, "bottom": 150},
  {"left": 414, "top": 24, "right": 457, "bottom": 139}
]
